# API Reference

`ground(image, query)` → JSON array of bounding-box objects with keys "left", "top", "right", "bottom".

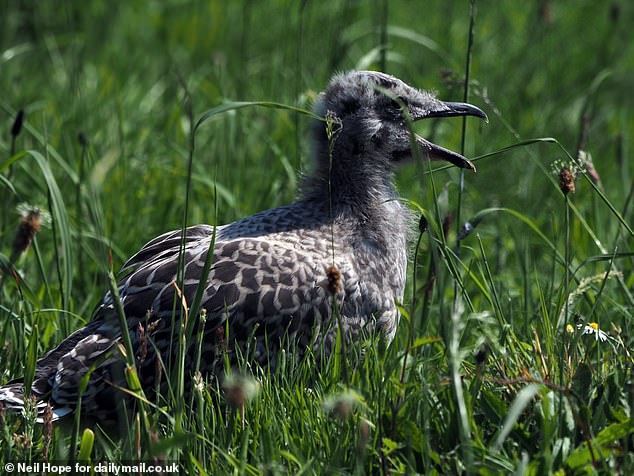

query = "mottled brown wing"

[{"left": 46, "top": 229, "right": 346, "bottom": 412}]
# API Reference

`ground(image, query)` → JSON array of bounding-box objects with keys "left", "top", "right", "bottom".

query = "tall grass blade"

[
  {"left": 23, "top": 150, "right": 74, "bottom": 315},
  {"left": 492, "top": 384, "right": 541, "bottom": 452},
  {"left": 23, "top": 324, "right": 38, "bottom": 397}
]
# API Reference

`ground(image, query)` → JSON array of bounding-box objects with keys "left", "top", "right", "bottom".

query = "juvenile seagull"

[{"left": 0, "top": 71, "right": 486, "bottom": 420}]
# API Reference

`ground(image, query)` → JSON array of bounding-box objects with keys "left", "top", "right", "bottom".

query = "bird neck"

[
  {"left": 303, "top": 124, "right": 397, "bottom": 205},
  {"left": 301, "top": 155, "right": 396, "bottom": 211},
  {"left": 300, "top": 139, "right": 411, "bottom": 253}
]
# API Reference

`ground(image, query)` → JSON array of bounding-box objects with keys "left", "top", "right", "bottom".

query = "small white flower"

[{"left": 578, "top": 322, "right": 611, "bottom": 342}]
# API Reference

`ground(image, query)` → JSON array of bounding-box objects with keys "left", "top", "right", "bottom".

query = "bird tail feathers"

[{"left": 0, "top": 383, "right": 72, "bottom": 422}]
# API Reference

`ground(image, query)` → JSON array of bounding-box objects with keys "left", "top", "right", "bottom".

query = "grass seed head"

[
  {"left": 213, "top": 325, "right": 227, "bottom": 354},
  {"left": 475, "top": 343, "right": 490, "bottom": 365},
  {"left": 13, "top": 432, "right": 32, "bottom": 450},
  {"left": 559, "top": 166, "right": 576, "bottom": 195},
  {"left": 540, "top": 1, "right": 553, "bottom": 25},
  {"left": 11, "top": 109, "right": 25, "bottom": 137},
  {"left": 326, "top": 265, "right": 342, "bottom": 294},
  {"left": 324, "top": 390, "right": 363, "bottom": 421},
  {"left": 579, "top": 152, "right": 601, "bottom": 186},
  {"left": 585, "top": 161, "right": 601, "bottom": 186},
  {"left": 610, "top": 3, "right": 620, "bottom": 23},
  {"left": 442, "top": 212, "right": 454, "bottom": 239},
  {"left": 325, "top": 110, "right": 342, "bottom": 143},
  {"left": 12, "top": 208, "right": 42, "bottom": 257},
  {"left": 78, "top": 131, "right": 89, "bottom": 147},
  {"left": 418, "top": 215, "right": 428, "bottom": 234},
  {"left": 193, "top": 371, "right": 204, "bottom": 394},
  {"left": 137, "top": 322, "right": 148, "bottom": 365},
  {"left": 154, "top": 352, "right": 163, "bottom": 390},
  {"left": 358, "top": 418, "right": 371, "bottom": 449},
  {"left": 42, "top": 404, "right": 53, "bottom": 462},
  {"left": 223, "top": 374, "right": 259, "bottom": 409}
]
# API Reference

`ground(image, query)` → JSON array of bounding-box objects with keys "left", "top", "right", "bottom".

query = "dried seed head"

[
  {"left": 358, "top": 418, "right": 371, "bottom": 448},
  {"left": 223, "top": 374, "right": 259, "bottom": 409},
  {"left": 418, "top": 215, "right": 428, "bottom": 234},
  {"left": 42, "top": 404, "right": 54, "bottom": 462},
  {"left": 332, "top": 399, "right": 353, "bottom": 420},
  {"left": 610, "top": 3, "right": 620, "bottom": 23},
  {"left": 78, "top": 132, "right": 89, "bottom": 148},
  {"left": 475, "top": 343, "right": 490, "bottom": 365},
  {"left": 13, "top": 433, "right": 32, "bottom": 449},
  {"left": 137, "top": 322, "right": 148, "bottom": 366},
  {"left": 540, "top": 1, "right": 553, "bottom": 25},
  {"left": 559, "top": 166, "right": 576, "bottom": 195},
  {"left": 323, "top": 390, "right": 362, "bottom": 421},
  {"left": 226, "top": 383, "right": 245, "bottom": 409},
  {"left": 424, "top": 272, "right": 436, "bottom": 298},
  {"left": 325, "top": 110, "right": 343, "bottom": 143},
  {"left": 146, "top": 318, "right": 161, "bottom": 335},
  {"left": 214, "top": 325, "right": 227, "bottom": 354},
  {"left": 11, "top": 110, "right": 25, "bottom": 137},
  {"left": 43, "top": 403, "right": 53, "bottom": 430},
  {"left": 154, "top": 351, "right": 163, "bottom": 389},
  {"left": 326, "top": 265, "right": 342, "bottom": 294},
  {"left": 12, "top": 209, "right": 42, "bottom": 257},
  {"left": 442, "top": 212, "right": 454, "bottom": 239},
  {"left": 577, "top": 152, "right": 602, "bottom": 187}
]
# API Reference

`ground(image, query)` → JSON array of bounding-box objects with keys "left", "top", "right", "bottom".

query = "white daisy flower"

[{"left": 578, "top": 322, "right": 611, "bottom": 342}]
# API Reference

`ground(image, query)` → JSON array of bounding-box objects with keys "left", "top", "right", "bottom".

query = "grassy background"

[{"left": 1, "top": 0, "right": 634, "bottom": 474}]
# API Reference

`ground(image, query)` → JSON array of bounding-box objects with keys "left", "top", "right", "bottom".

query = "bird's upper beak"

[{"left": 410, "top": 101, "right": 488, "bottom": 172}]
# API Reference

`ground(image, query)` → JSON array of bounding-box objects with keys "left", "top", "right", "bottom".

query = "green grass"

[{"left": 1, "top": 1, "right": 634, "bottom": 474}]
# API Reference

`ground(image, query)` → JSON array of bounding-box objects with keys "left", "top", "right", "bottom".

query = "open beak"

[
  {"left": 416, "top": 136, "right": 478, "bottom": 172},
  {"left": 411, "top": 101, "right": 487, "bottom": 172}
]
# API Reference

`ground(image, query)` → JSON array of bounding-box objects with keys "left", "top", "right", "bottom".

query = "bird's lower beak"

[
  {"left": 412, "top": 100, "right": 487, "bottom": 172},
  {"left": 415, "top": 135, "right": 477, "bottom": 172}
]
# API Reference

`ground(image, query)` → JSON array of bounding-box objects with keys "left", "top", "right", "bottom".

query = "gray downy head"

[{"left": 304, "top": 70, "right": 487, "bottom": 203}]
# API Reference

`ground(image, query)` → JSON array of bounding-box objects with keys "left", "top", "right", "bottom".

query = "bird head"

[{"left": 312, "top": 70, "right": 487, "bottom": 172}]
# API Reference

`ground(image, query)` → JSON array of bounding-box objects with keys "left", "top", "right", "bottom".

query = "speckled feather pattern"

[{"left": 0, "top": 71, "right": 426, "bottom": 420}]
